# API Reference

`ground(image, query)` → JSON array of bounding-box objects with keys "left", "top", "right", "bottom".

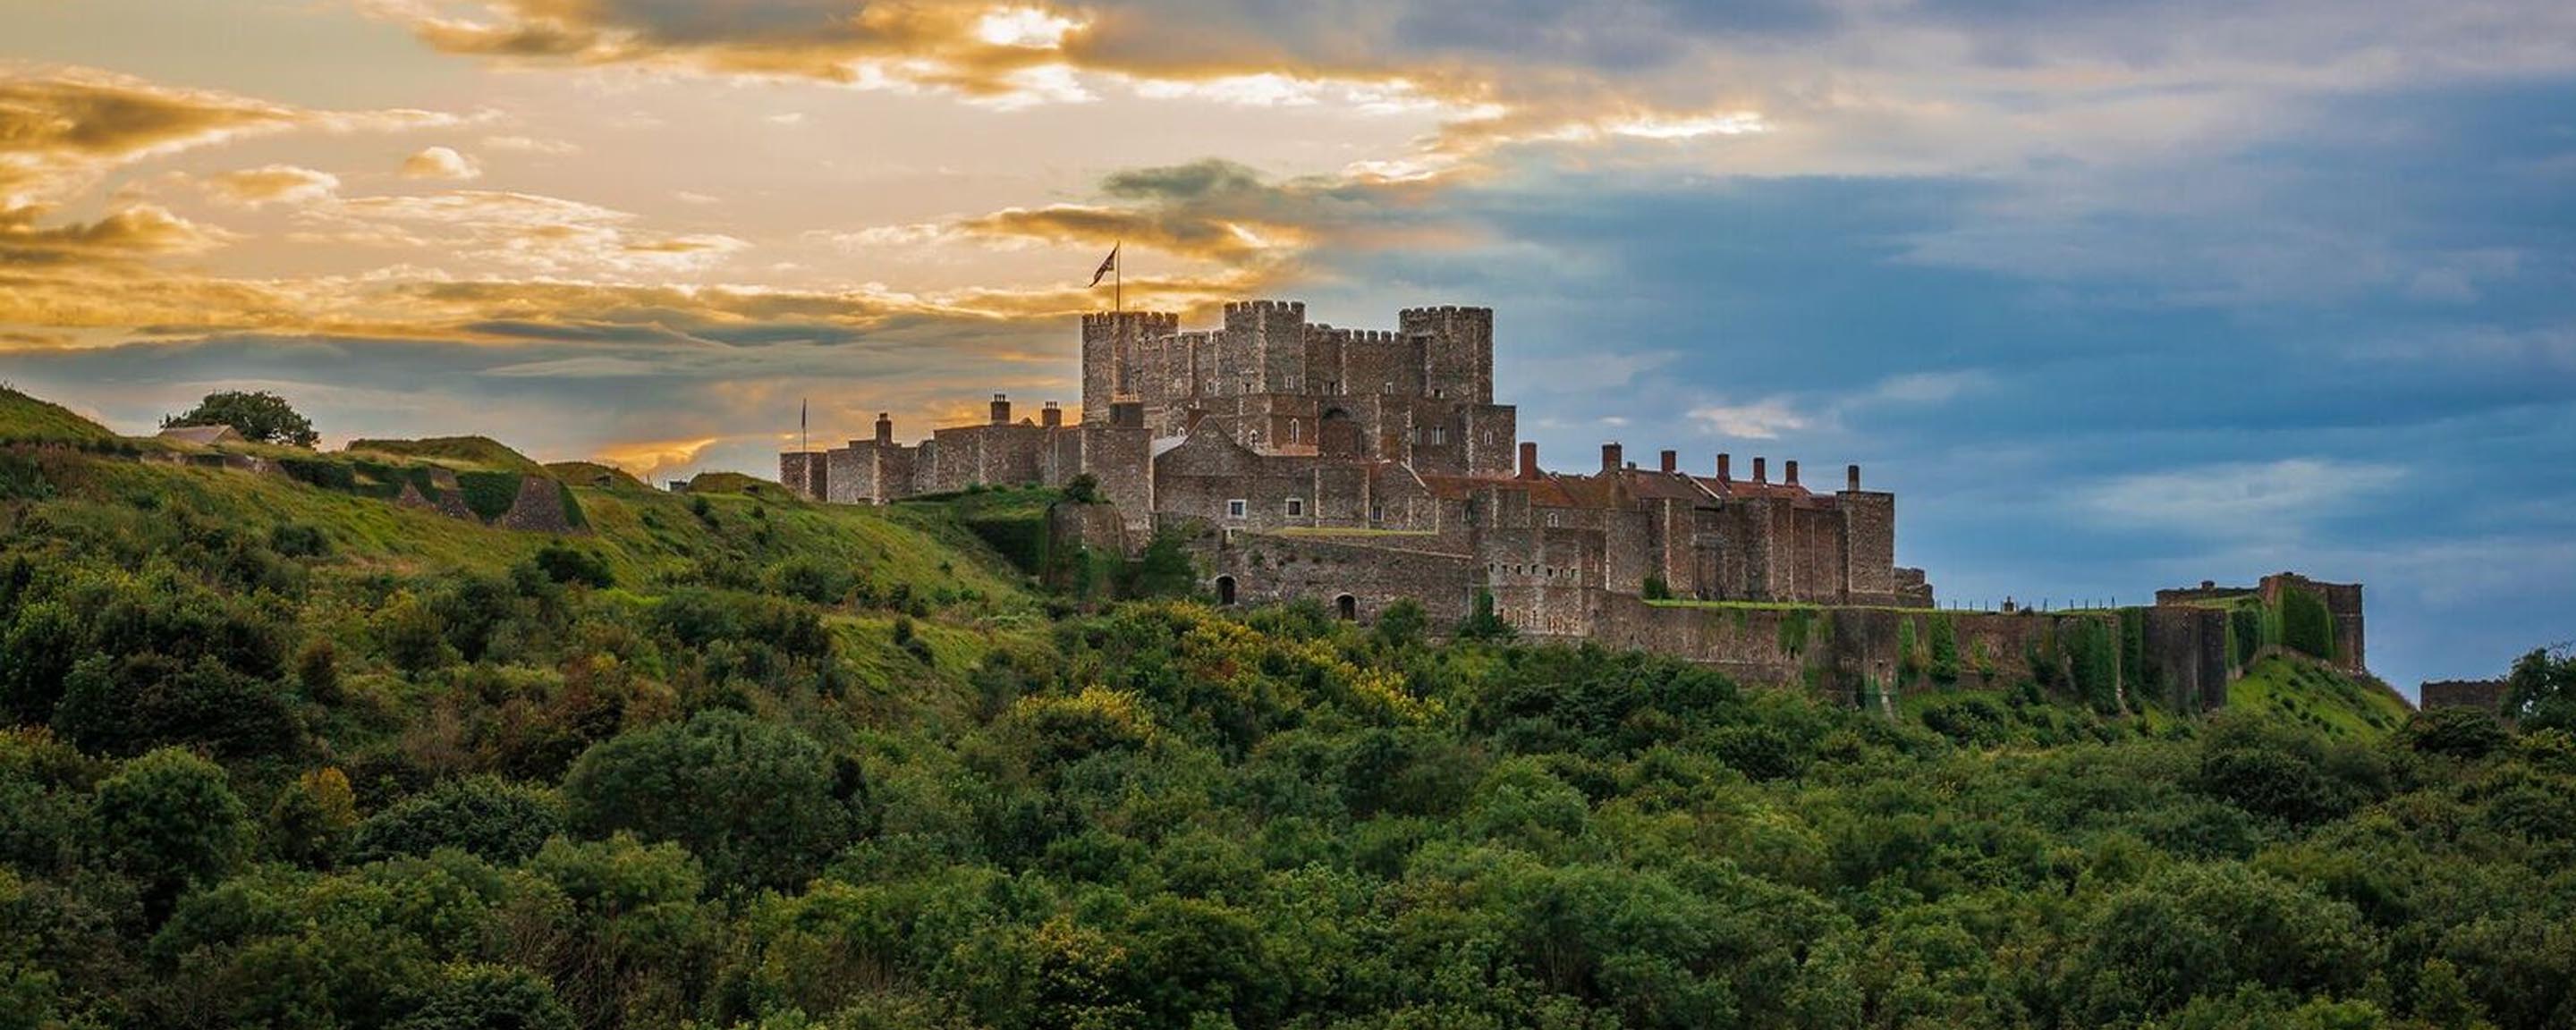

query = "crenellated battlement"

[
  {"left": 1224, "top": 300, "right": 1306, "bottom": 317},
  {"left": 1082, "top": 310, "right": 1181, "bottom": 332}
]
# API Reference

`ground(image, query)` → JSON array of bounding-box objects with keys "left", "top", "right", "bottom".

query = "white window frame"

[
  {"left": 1285, "top": 497, "right": 1306, "bottom": 518},
  {"left": 1227, "top": 498, "right": 1248, "bottom": 519}
]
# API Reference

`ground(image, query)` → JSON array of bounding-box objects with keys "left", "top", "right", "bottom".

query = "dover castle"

[{"left": 782, "top": 300, "right": 1930, "bottom": 636}]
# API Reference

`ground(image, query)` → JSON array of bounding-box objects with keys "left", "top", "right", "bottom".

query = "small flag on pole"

[{"left": 1089, "top": 243, "right": 1119, "bottom": 287}]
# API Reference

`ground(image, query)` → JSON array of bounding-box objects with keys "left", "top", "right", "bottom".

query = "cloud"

[
  {"left": 2073, "top": 459, "right": 2405, "bottom": 540},
  {"left": 401, "top": 145, "right": 483, "bottom": 180},
  {"left": 481, "top": 134, "right": 580, "bottom": 155},
  {"left": 207, "top": 165, "right": 341, "bottom": 207},
  {"left": 0, "top": 204, "right": 233, "bottom": 263},
  {"left": 1687, "top": 397, "right": 1809, "bottom": 439},
  {"left": 0, "top": 64, "right": 452, "bottom": 207}
]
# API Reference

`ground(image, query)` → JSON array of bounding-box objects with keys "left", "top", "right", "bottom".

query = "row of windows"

[{"left": 1227, "top": 498, "right": 1308, "bottom": 519}]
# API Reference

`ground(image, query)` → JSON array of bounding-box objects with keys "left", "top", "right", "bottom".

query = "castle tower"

[
  {"left": 1080, "top": 310, "right": 1180, "bottom": 422},
  {"left": 1398, "top": 306, "right": 1495, "bottom": 403},
  {"left": 1223, "top": 300, "right": 1306, "bottom": 394}
]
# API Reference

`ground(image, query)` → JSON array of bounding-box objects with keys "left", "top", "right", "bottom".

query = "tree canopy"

[{"left": 163, "top": 389, "right": 318, "bottom": 447}]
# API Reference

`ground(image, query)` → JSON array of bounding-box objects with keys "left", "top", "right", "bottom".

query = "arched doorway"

[
  {"left": 1216, "top": 576, "right": 1237, "bottom": 606},
  {"left": 1335, "top": 594, "right": 1357, "bottom": 621}
]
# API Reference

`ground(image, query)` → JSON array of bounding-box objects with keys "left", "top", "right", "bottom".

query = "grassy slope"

[
  {"left": 547, "top": 460, "right": 650, "bottom": 493},
  {"left": 344, "top": 435, "right": 547, "bottom": 475},
  {"left": 47, "top": 451, "right": 1036, "bottom": 618},
  {"left": 2227, "top": 654, "right": 2411, "bottom": 740},
  {"left": 0, "top": 386, "right": 116, "bottom": 444}
]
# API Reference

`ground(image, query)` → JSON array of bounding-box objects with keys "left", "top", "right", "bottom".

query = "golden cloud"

[
  {"left": 208, "top": 165, "right": 342, "bottom": 206},
  {"left": 400, "top": 145, "right": 482, "bottom": 181}
]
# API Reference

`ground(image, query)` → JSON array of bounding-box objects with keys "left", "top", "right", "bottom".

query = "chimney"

[
  {"left": 874, "top": 412, "right": 893, "bottom": 445},
  {"left": 1846, "top": 464, "right": 1861, "bottom": 492},
  {"left": 1519, "top": 441, "right": 1539, "bottom": 479},
  {"left": 1659, "top": 449, "right": 1677, "bottom": 474},
  {"left": 1601, "top": 442, "right": 1623, "bottom": 473},
  {"left": 1041, "top": 401, "right": 1062, "bottom": 428},
  {"left": 1784, "top": 460, "right": 1800, "bottom": 486},
  {"left": 1716, "top": 452, "right": 1732, "bottom": 482},
  {"left": 1753, "top": 457, "right": 1767, "bottom": 484},
  {"left": 990, "top": 393, "right": 1011, "bottom": 425}
]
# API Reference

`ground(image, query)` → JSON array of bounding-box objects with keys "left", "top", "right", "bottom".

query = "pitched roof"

[{"left": 157, "top": 424, "right": 239, "bottom": 446}]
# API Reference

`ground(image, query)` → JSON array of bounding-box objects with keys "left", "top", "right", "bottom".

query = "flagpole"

[{"left": 1114, "top": 241, "right": 1122, "bottom": 314}]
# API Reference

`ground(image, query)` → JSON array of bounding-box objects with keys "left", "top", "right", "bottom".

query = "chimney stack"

[
  {"left": 874, "top": 412, "right": 893, "bottom": 445},
  {"left": 1601, "top": 442, "right": 1623, "bottom": 473},
  {"left": 1717, "top": 452, "right": 1733, "bottom": 482},
  {"left": 1846, "top": 464, "right": 1861, "bottom": 492},
  {"left": 1519, "top": 441, "right": 1539, "bottom": 479},
  {"left": 1659, "top": 449, "right": 1677, "bottom": 474},
  {"left": 1753, "top": 457, "right": 1767, "bottom": 484},
  {"left": 1784, "top": 460, "right": 1800, "bottom": 486},
  {"left": 1041, "top": 401, "right": 1062, "bottom": 428},
  {"left": 989, "top": 393, "right": 1011, "bottom": 425}
]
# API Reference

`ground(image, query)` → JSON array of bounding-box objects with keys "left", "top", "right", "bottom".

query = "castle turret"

[
  {"left": 1223, "top": 300, "right": 1306, "bottom": 394},
  {"left": 1398, "top": 305, "right": 1495, "bottom": 403},
  {"left": 1080, "top": 310, "right": 1181, "bottom": 421}
]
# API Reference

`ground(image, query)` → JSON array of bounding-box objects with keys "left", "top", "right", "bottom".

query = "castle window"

[
  {"left": 1285, "top": 498, "right": 1305, "bottom": 518},
  {"left": 1432, "top": 426, "right": 1448, "bottom": 445},
  {"left": 1227, "top": 499, "right": 1247, "bottom": 519},
  {"left": 1287, "top": 420, "right": 1301, "bottom": 443},
  {"left": 1546, "top": 511, "right": 1561, "bottom": 528}
]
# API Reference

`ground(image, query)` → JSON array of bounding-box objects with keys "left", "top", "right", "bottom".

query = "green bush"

[{"left": 350, "top": 775, "right": 565, "bottom": 864}]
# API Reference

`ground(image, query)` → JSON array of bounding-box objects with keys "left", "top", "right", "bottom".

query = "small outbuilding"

[{"left": 157, "top": 424, "right": 242, "bottom": 446}]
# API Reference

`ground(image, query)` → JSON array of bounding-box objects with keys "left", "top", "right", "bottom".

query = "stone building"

[{"left": 783, "top": 300, "right": 1928, "bottom": 634}]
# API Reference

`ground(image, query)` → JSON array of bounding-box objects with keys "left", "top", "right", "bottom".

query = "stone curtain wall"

[
  {"left": 1217, "top": 533, "right": 1477, "bottom": 626},
  {"left": 1580, "top": 596, "right": 2232, "bottom": 711},
  {"left": 2420, "top": 680, "right": 2506, "bottom": 711}
]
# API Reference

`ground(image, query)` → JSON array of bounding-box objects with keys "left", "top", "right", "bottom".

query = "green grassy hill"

[
  {"left": 344, "top": 435, "right": 547, "bottom": 474},
  {"left": 0, "top": 384, "right": 117, "bottom": 444},
  {"left": 2227, "top": 654, "right": 2413, "bottom": 739},
  {"left": 545, "top": 460, "right": 650, "bottom": 493}
]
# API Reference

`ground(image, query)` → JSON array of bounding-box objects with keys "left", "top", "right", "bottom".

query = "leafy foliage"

[
  {"left": 2282, "top": 585, "right": 2337, "bottom": 661},
  {"left": 163, "top": 390, "right": 318, "bottom": 447}
]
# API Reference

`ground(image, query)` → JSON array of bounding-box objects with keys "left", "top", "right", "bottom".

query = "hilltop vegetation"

[
  {"left": 0, "top": 385, "right": 116, "bottom": 445},
  {"left": 0, "top": 391, "right": 2571, "bottom": 1030}
]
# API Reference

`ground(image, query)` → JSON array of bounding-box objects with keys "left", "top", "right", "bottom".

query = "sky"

[{"left": 3, "top": 0, "right": 2572, "bottom": 693}]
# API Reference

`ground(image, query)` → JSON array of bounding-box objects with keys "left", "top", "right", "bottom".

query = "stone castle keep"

[
  {"left": 781, "top": 300, "right": 2365, "bottom": 706},
  {"left": 783, "top": 300, "right": 1928, "bottom": 632}
]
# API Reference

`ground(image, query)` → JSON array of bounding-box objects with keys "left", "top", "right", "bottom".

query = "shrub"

[
  {"left": 92, "top": 747, "right": 248, "bottom": 913},
  {"left": 267, "top": 522, "right": 330, "bottom": 559},
  {"left": 532, "top": 544, "right": 614, "bottom": 588},
  {"left": 350, "top": 775, "right": 565, "bottom": 864},
  {"left": 562, "top": 709, "right": 865, "bottom": 891}
]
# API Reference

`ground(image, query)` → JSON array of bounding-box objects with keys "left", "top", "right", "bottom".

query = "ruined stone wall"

[
  {"left": 1576, "top": 598, "right": 2223, "bottom": 709},
  {"left": 1216, "top": 534, "right": 1477, "bottom": 626},
  {"left": 2421, "top": 680, "right": 2504, "bottom": 711},
  {"left": 2261, "top": 573, "right": 2367, "bottom": 674},
  {"left": 496, "top": 475, "right": 580, "bottom": 533}
]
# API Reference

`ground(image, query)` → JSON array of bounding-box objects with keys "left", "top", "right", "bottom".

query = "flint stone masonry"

[{"left": 2420, "top": 680, "right": 2506, "bottom": 711}]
